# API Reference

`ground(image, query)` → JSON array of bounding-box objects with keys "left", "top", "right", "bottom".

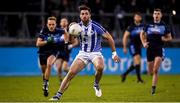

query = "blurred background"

[
  {"left": 0, "top": 0, "right": 179, "bottom": 46},
  {"left": 0, "top": 0, "right": 180, "bottom": 76}
]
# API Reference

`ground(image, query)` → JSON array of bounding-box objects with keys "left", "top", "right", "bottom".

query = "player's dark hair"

[
  {"left": 154, "top": 8, "right": 162, "bottom": 13},
  {"left": 134, "top": 12, "right": 142, "bottom": 17},
  {"left": 60, "top": 17, "right": 68, "bottom": 21},
  {"left": 79, "top": 5, "right": 91, "bottom": 13},
  {"left": 47, "top": 16, "right": 57, "bottom": 22}
]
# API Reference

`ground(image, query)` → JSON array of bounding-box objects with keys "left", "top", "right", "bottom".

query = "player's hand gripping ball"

[{"left": 68, "top": 23, "right": 82, "bottom": 36}]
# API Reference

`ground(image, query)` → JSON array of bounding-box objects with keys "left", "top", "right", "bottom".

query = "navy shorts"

[
  {"left": 129, "top": 44, "right": 141, "bottom": 57},
  {"left": 38, "top": 52, "right": 57, "bottom": 65},
  {"left": 56, "top": 50, "right": 70, "bottom": 62},
  {"left": 147, "top": 47, "right": 165, "bottom": 62}
]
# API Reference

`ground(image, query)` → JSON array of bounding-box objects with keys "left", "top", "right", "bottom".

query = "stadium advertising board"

[{"left": 0, "top": 47, "right": 179, "bottom": 76}]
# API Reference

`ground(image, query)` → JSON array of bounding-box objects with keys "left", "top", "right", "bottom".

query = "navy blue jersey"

[
  {"left": 126, "top": 23, "right": 144, "bottom": 46},
  {"left": 37, "top": 27, "right": 65, "bottom": 54},
  {"left": 144, "top": 21, "right": 170, "bottom": 48}
]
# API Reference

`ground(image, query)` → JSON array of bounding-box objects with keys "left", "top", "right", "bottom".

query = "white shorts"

[{"left": 74, "top": 51, "right": 104, "bottom": 65}]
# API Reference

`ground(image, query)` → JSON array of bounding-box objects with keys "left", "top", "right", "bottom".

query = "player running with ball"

[
  {"left": 50, "top": 5, "right": 120, "bottom": 101},
  {"left": 140, "top": 8, "right": 172, "bottom": 95}
]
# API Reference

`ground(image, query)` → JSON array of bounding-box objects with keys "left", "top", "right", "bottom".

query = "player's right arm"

[
  {"left": 36, "top": 28, "right": 49, "bottom": 47},
  {"left": 122, "top": 31, "right": 130, "bottom": 54},
  {"left": 36, "top": 37, "right": 47, "bottom": 47},
  {"left": 140, "top": 30, "right": 149, "bottom": 48}
]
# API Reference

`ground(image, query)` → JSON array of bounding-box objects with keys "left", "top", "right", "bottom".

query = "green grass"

[{"left": 0, "top": 75, "right": 180, "bottom": 102}]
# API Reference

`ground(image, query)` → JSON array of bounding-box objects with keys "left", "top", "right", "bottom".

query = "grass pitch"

[{"left": 0, "top": 75, "right": 180, "bottom": 102}]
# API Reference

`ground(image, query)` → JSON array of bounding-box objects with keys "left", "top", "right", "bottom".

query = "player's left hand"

[
  {"left": 161, "top": 36, "right": 167, "bottom": 42},
  {"left": 64, "top": 42, "right": 69, "bottom": 51},
  {"left": 112, "top": 51, "right": 120, "bottom": 62},
  {"left": 68, "top": 44, "right": 73, "bottom": 50}
]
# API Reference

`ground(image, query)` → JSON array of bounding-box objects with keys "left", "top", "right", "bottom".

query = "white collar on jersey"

[
  {"left": 80, "top": 19, "right": 92, "bottom": 27},
  {"left": 154, "top": 20, "right": 161, "bottom": 24}
]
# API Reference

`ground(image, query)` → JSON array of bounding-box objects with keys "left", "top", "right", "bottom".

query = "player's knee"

[
  {"left": 96, "top": 65, "right": 104, "bottom": 72},
  {"left": 135, "top": 61, "right": 141, "bottom": 65},
  {"left": 153, "top": 69, "right": 158, "bottom": 74},
  {"left": 149, "top": 72, "right": 153, "bottom": 76},
  {"left": 63, "top": 68, "right": 69, "bottom": 73},
  {"left": 134, "top": 55, "right": 141, "bottom": 64},
  {"left": 47, "top": 63, "right": 53, "bottom": 69},
  {"left": 68, "top": 69, "right": 77, "bottom": 76}
]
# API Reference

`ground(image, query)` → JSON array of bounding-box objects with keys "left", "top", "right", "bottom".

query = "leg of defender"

[
  {"left": 43, "top": 55, "right": 56, "bottom": 97},
  {"left": 39, "top": 65, "right": 46, "bottom": 81},
  {"left": 62, "top": 61, "right": 69, "bottom": 73},
  {"left": 54, "top": 58, "right": 63, "bottom": 82},
  {"left": 133, "top": 54, "right": 143, "bottom": 83},
  {"left": 151, "top": 57, "right": 162, "bottom": 95},
  {"left": 147, "top": 61, "right": 154, "bottom": 75}
]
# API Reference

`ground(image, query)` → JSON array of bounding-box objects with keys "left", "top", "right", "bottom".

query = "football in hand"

[{"left": 68, "top": 23, "right": 82, "bottom": 36}]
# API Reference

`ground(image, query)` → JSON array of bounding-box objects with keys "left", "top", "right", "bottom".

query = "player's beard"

[
  {"left": 82, "top": 18, "right": 90, "bottom": 26},
  {"left": 49, "top": 27, "right": 55, "bottom": 32}
]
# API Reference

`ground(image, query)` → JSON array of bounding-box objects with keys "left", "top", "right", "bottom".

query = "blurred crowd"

[
  {"left": 47, "top": 0, "right": 179, "bottom": 14},
  {"left": 0, "top": 0, "right": 179, "bottom": 41}
]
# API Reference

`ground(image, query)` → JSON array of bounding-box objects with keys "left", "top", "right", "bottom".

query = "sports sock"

[
  {"left": 152, "top": 86, "right": 156, "bottom": 89},
  {"left": 56, "top": 92, "right": 63, "bottom": 98},
  {"left": 152, "top": 86, "right": 156, "bottom": 94},
  {"left": 94, "top": 80, "right": 99, "bottom": 87},
  {"left": 135, "top": 64, "right": 142, "bottom": 80},
  {"left": 43, "top": 79, "right": 49, "bottom": 86},
  {"left": 124, "top": 64, "right": 134, "bottom": 75}
]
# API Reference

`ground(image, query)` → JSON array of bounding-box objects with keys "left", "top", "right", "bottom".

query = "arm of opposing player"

[
  {"left": 140, "top": 31, "right": 149, "bottom": 48},
  {"left": 161, "top": 33, "right": 172, "bottom": 42},
  {"left": 36, "top": 37, "right": 47, "bottom": 47},
  {"left": 122, "top": 31, "right": 130, "bottom": 54},
  {"left": 63, "top": 29, "right": 69, "bottom": 43},
  {"left": 69, "top": 36, "right": 79, "bottom": 49},
  {"left": 161, "top": 25, "right": 172, "bottom": 42},
  {"left": 36, "top": 28, "right": 48, "bottom": 47},
  {"left": 102, "top": 32, "right": 120, "bottom": 62}
]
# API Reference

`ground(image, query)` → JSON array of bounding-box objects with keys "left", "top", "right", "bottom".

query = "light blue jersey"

[{"left": 79, "top": 20, "right": 107, "bottom": 52}]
